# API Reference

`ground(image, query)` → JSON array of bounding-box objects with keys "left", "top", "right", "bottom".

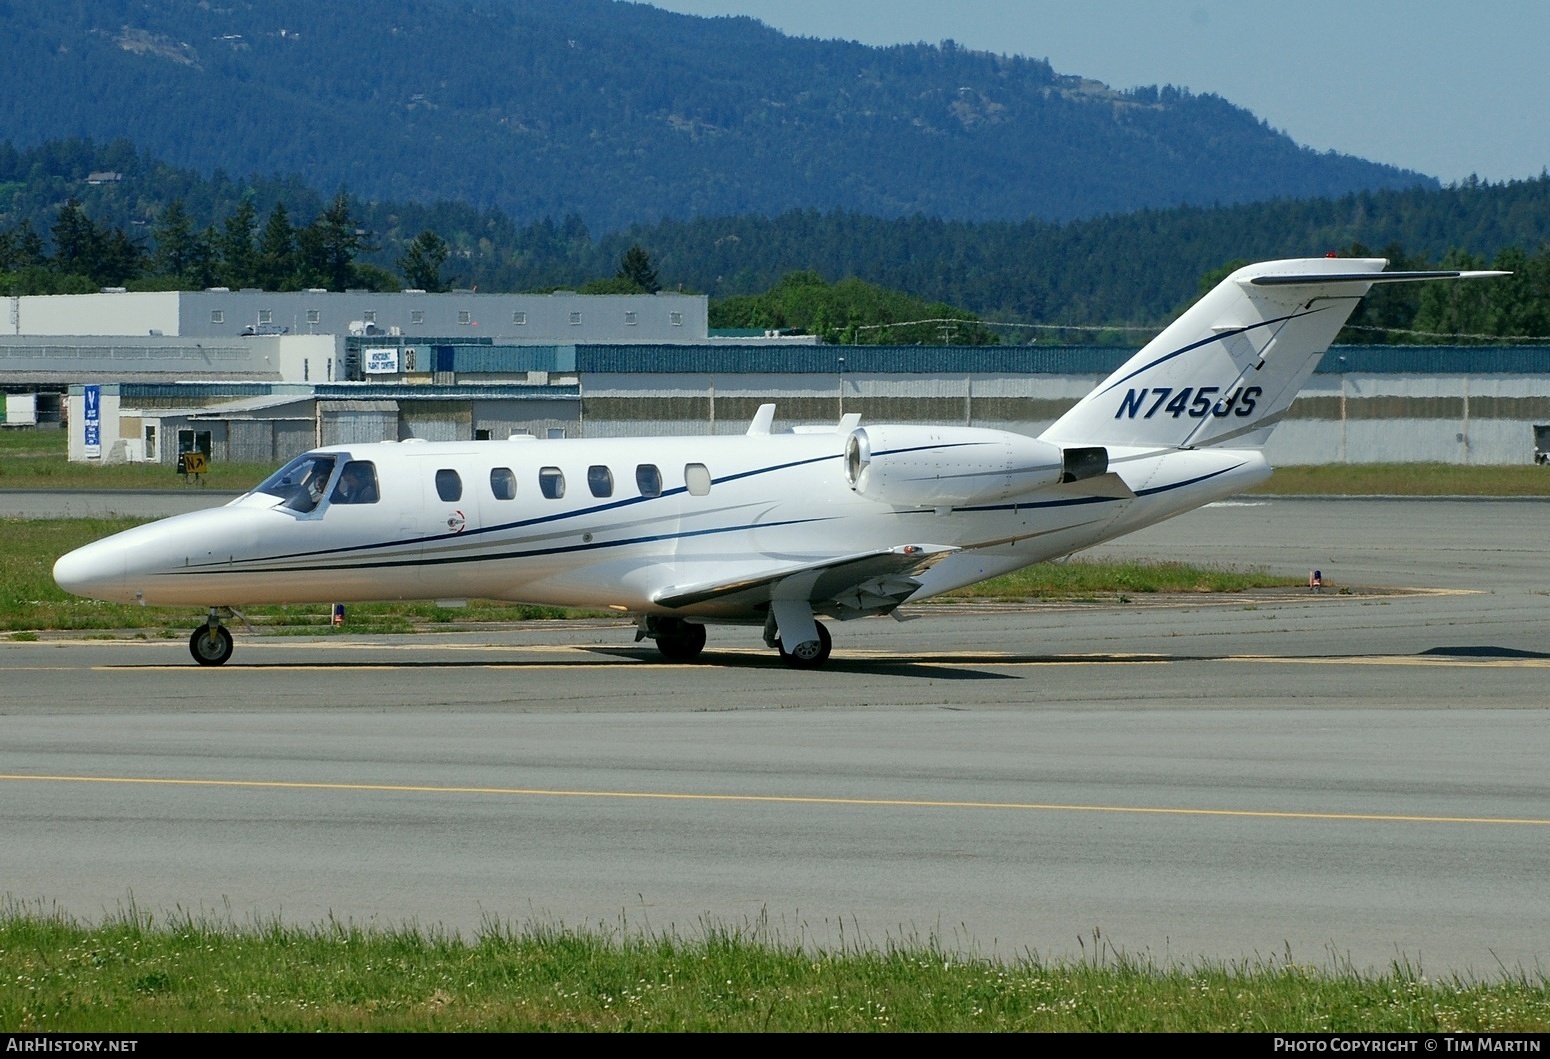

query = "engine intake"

[{"left": 844, "top": 425, "right": 1099, "bottom": 508}]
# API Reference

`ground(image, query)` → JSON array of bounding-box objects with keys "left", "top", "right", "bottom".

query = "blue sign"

[{"left": 83, "top": 384, "right": 101, "bottom": 458}]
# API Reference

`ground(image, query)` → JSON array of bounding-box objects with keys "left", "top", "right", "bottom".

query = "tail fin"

[{"left": 1042, "top": 258, "right": 1504, "bottom": 450}]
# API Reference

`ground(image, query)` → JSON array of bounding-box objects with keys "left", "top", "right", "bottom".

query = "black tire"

[
  {"left": 777, "top": 621, "right": 832, "bottom": 668},
  {"left": 189, "top": 624, "right": 234, "bottom": 666},
  {"left": 655, "top": 619, "right": 707, "bottom": 661}
]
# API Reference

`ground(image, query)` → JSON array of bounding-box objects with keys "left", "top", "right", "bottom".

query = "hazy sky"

[{"left": 646, "top": 0, "right": 1548, "bottom": 185}]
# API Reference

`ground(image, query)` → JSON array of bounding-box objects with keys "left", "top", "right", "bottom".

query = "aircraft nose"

[{"left": 53, "top": 539, "right": 128, "bottom": 600}]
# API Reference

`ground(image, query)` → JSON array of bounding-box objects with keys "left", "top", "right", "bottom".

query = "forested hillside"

[
  {"left": 3, "top": 140, "right": 1548, "bottom": 342},
  {"left": 0, "top": 0, "right": 1428, "bottom": 229}
]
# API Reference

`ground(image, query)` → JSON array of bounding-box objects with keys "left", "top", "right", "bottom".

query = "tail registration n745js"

[{"left": 53, "top": 258, "right": 1502, "bottom": 667}]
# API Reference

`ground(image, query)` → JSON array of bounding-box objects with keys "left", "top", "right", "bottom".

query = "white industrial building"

[{"left": 7, "top": 288, "right": 709, "bottom": 345}]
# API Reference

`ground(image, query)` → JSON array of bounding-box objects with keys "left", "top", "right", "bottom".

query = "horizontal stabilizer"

[
  {"left": 1249, "top": 270, "right": 1508, "bottom": 287},
  {"left": 653, "top": 544, "right": 956, "bottom": 615}
]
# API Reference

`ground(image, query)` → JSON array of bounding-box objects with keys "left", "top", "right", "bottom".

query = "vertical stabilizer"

[{"left": 1041, "top": 258, "right": 1498, "bottom": 451}]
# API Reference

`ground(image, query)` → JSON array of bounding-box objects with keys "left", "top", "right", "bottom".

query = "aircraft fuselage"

[{"left": 52, "top": 432, "right": 1266, "bottom": 619}]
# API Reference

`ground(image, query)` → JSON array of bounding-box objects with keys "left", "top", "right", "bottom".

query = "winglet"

[{"left": 746, "top": 403, "right": 776, "bottom": 436}]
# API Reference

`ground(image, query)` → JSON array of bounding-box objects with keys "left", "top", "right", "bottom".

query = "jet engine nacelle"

[{"left": 844, "top": 425, "right": 1104, "bottom": 508}]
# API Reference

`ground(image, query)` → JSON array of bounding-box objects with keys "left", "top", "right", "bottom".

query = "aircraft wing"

[{"left": 652, "top": 544, "right": 957, "bottom": 618}]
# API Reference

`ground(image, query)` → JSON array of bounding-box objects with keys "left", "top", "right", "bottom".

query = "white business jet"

[{"left": 54, "top": 257, "right": 1500, "bottom": 667}]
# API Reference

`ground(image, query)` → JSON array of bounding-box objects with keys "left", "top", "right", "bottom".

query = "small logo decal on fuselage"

[{"left": 447, "top": 510, "right": 467, "bottom": 533}]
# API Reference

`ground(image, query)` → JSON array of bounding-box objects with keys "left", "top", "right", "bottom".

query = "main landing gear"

[
  {"left": 776, "top": 621, "right": 832, "bottom": 669},
  {"left": 765, "top": 600, "right": 833, "bottom": 669},
  {"left": 638, "top": 616, "right": 708, "bottom": 662},
  {"left": 638, "top": 610, "right": 835, "bottom": 667},
  {"left": 189, "top": 608, "right": 234, "bottom": 666}
]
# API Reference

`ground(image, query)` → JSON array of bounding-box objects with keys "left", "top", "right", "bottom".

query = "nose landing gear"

[{"left": 189, "top": 609, "right": 235, "bottom": 666}]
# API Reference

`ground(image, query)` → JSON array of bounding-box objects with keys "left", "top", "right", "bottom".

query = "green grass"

[
  {"left": 1250, "top": 462, "right": 1550, "bottom": 496},
  {"left": 951, "top": 559, "right": 1299, "bottom": 601},
  {"left": 0, "top": 426, "right": 272, "bottom": 489},
  {"left": 2, "top": 908, "right": 1545, "bottom": 1032}
]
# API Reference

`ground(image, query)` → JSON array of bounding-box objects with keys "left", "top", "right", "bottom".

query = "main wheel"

[
  {"left": 777, "top": 621, "right": 832, "bottom": 668},
  {"left": 189, "top": 624, "right": 234, "bottom": 666},
  {"left": 655, "top": 619, "right": 707, "bottom": 662}
]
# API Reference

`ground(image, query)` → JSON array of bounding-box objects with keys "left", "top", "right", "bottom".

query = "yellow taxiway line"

[{"left": 1, "top": 772, "right": 1546, "bottom": 827}]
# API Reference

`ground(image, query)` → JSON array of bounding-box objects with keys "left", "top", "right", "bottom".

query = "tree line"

[
  {"left": 4, "top": 138, "right": 1550, "bottom": 344},
  {"left": 0, "top": 192, "right": 454, "bottom": 295},
  {"left": 0, "top": 191, "right": 1006, "bottom": 343}
]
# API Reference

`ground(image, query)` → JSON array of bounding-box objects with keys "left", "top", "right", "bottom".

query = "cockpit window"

[
  {"left": 254, "top": 453, "right": 337, "bottom": 514},
  {"left": 330, "top": 460, "right": 379, "bottom": 505}
]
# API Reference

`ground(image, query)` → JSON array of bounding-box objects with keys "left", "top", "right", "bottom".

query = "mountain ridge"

[{"left": 0, "top": 0, "right": 1432, "bottom": 229}]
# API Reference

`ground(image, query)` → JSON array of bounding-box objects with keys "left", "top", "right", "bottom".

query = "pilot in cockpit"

[{"left": 330, "top": 461, "right": 379, "bottom": 505}]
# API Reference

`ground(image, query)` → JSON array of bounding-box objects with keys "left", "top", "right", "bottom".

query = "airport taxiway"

[{"left": 4, "top": 497, "right": 1549, "bottom": 973}]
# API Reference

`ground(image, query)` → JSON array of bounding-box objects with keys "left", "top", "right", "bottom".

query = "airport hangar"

[{"left": 4, "top": 288, "right": 1550, "bottom": 468}]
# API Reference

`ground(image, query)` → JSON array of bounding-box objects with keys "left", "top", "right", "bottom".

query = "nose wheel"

[{"left": 189, "top": 618, "right": 234, "bottom": 666}]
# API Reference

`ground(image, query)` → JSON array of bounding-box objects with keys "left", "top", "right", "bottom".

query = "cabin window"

[
  {"left": 539, "top": 467, "right": 566, "bottom": 499},
  {"left": 489, "top": 467, "right": 516, "bottom": 500},
  {"left": 435, "top": 468, "right": 462, "bottom": 502},
  {"left": 330, "top": 461, "right": 379, "bottom": 505},
  {"left": 685, "top": 463, "right": 711, "bottom": 496},
  {"left": 587, "top": 465, "right": 613, "bottom": 497},
  {"left": 255, "top": 453, "right": 336, "bottom": 514},
  {"left": 635, "top": 464, "right": 662, "bottom": 498}
]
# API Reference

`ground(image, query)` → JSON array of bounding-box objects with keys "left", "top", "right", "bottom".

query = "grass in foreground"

[
  {"left": 2, "top": 909, "right": 1546, "bottom": 1032},
  {"left": 2, "top": 518, "right": 1298, "bottom": 633}
]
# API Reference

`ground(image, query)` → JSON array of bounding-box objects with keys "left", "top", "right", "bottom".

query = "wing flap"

[{"left": 652, "top": 544, "right": 957, "bottom": 616}]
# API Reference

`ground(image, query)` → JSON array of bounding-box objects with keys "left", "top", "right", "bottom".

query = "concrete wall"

[
  {"left": 1267, "top": 374, "right": 1550, "bottom": 466},
  {"left": 579, "top": 371, "right": 1101, "bottom": 437}
]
